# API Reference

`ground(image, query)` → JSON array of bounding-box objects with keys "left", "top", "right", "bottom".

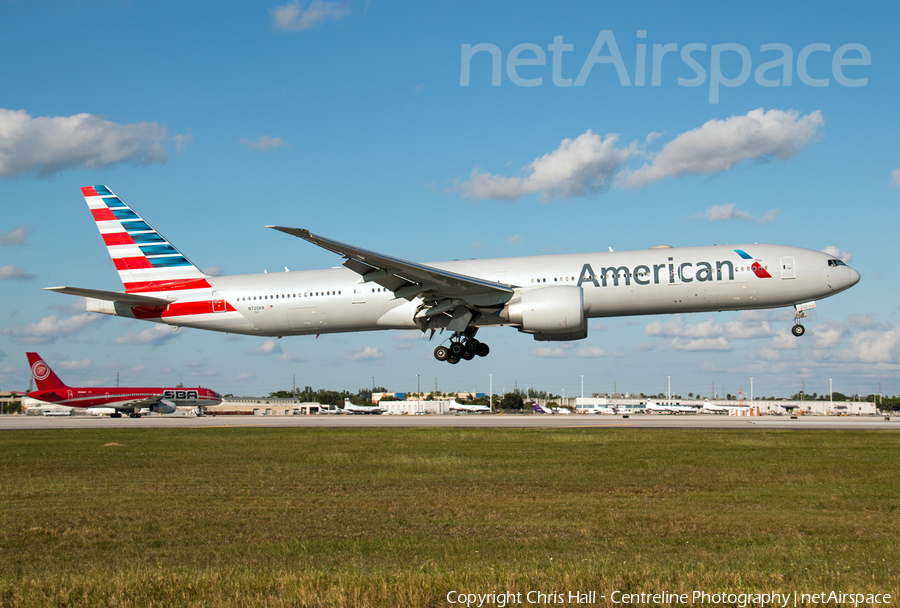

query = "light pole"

[
  {"left": 830, "top": 378, "right": 833, "bottom": 409},
  {"left": 667, "top": 376, "right": 671, "bottom": 403},
  {"left": 750, "top": 377, "right": 754, "bottom": 403},
  {"left": 489, "top": 374, "right": 493, "bottom": 413},
  {"left": 581, "top": 375, "right": 584, "bottom": 399},
  {"left": 416, "top": 374, "right": 420, "bottom": 413}
]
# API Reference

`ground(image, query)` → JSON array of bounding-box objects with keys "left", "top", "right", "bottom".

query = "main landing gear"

[{"left": 433, "top": 332, "right": 490, "bottom": 364}]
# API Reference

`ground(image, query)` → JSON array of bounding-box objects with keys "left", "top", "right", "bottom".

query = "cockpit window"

[{"left": 827, "top": 259, "right": 847, "bottom": 267}]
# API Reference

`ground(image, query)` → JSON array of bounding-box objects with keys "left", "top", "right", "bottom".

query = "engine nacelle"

[
  {"left": 151, "top": 399, "right": 177, "bottom": 415},
  {"left": 503, "top": 286, "right": 587, "bottom": 341}
]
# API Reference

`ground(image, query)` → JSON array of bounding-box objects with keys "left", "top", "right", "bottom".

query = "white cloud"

[
  {"left": 451, "top": 109, "right": 822, "bottom": 202},
  {"left": 645, "top": 312, "right": 777, "bottom": 352},
  {"left": 891, "top": 168, "right": 900, "bottom": 188},
  {"left": 699, "top": 360, "right": 720, "bottom": 373},
  {"left": 0, "top": 108, "right": 178, "bottom": 178},
  {"left": 508, "top": 234, "right": 522, "bottom": 247},
  {"left": 812, "top": 322, "right": 845, "bottom": 350},
  {"left": 623, "top": 108, "right": 824, "bottom": 188},
  {"left": 248, "top": 340, "right": 280, "bottom": 355},
  {"left": 532, "top": 347, "right": 567, "bottom": 358},
  {"left": 247, "top": 339, "right": 307, "bottom": 362},
  {"left": 0, "top": 264, "right": 35, "bottom": 281},
  {"left": 59, "top": 358, "right": 91, "bottom": 370},
  {"left": 50, "top": 299, "right": 88, "bottom": 315},
  {"left": 576, "top": 346, "right": 608, "bottom": 358},
  {"left": 669, "top": 337, "right": 731, "bottom": 351},
  {"left": 0, "top": 224, "right": 33, "bottom": 246},
  {"left": 346, "top": 346, "right": 384, "bottom": 361},
  {"left": 2, "top": 313, "right": 104, "bottom": 344},
  {"left": 172, "top": 131, "right": 193, "bottom": 154},
  {"left": 114, "top": 324, "right": 183, "bottom": 346},
  {"left": 270, "top": 0, "right": 348, "bottom": 31},
  {"left": 394, "top": 332, "right": 425, "bottom": 350},
  {"left": 277, "top": 351, "right": 308, "bottom": 362},
  {"left": 843, "top": 327, "right": 900, "bottom": 363},
  {"left": 694, "top": 203, "right": 778, "bottom": 224},
  {"left": 723, "top": 316, "right": 778, "bottom": 340},
  {"left": 453, "top": 130, "right": 635, "bottom": 201},
  {"left": 240, "top": 135, "right": 289, "bottom": 152},
  {"left": 821, "top": 246, "right": 853, "bottom": 263}
]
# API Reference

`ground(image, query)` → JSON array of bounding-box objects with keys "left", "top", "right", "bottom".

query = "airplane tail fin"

[
  {"left": 26, "top": 352, "right": 69, "bottom": 391},
  {"left": 80, "top": 186, "right": 209, "bottom": 294}
]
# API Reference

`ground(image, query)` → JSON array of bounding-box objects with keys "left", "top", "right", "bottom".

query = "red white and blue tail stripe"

[{"left": 81, "top": 185, "right": 210, "bottom": 293}]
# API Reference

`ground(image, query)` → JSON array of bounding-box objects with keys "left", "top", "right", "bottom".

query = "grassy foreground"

[{"left": 0, "top": 427, "right": 897, "bottom": 607}]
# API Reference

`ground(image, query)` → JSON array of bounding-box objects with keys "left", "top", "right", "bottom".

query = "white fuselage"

[{"left": 90, "top": 243, "right": 859, "bottom": 338}]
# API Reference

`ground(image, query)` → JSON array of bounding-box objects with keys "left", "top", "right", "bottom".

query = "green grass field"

[{"left": 0, "top": 428, "right": 897, "bottom": 607}]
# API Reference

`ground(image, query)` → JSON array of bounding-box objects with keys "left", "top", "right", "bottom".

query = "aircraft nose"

[{"left": 848, "top": 267, "right": 861, "bottom": 287}]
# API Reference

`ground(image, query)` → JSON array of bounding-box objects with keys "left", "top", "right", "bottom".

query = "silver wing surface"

[{"left": 268, "top": 226, "right": 514, "bottom": 331}]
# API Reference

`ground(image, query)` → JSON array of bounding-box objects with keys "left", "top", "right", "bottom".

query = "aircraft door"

[
  {"left": 352, "top": 287, "right": 366, "bottom": 304},
  {"left": 780, "top": 257, "right": 795, "bottom": 279},
  {"left": 212, "top": 291, "right": 227, "bottom": 312}
]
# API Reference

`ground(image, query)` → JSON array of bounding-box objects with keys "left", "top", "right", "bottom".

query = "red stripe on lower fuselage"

[
  {"left": 132, "top": 300, "right": 236, "bottom": 319},
  {"left": 124, "top": 278, "right": 212, "bottom": 293}
]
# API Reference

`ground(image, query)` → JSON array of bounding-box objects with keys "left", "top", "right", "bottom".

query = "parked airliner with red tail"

[
  {"left": 26, "top": 352, "right": 222, "bottom": 417},
  {"left": 45, "top": 186, "right": 860, "bottom": 364}
]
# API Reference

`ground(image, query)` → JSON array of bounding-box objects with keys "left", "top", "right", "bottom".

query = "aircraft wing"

[
  {"left": 43, "top": 287, "right": 174, "bottom": 307},
  {"left": 114, "top": 395, "right": 165, "bottom": 410},
  {"left": 268, "top": 227, "right": 514, "bottom": 317}
]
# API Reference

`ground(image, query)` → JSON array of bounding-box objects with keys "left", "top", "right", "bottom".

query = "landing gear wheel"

[
  {"left": 433, "top": 345, "right": 449, "bottom": 361},
  {"left": 449, "top": 342, "right": 463, "bottom": 356},
  {"left": 792, "top": 324, "right": 805, "bottom": 337},
  {"left": 447, "top": 353, "right": 461, "bottom": 364},
  {"left": 475, "top": 343, "right": 490, "bottom": 357},
  {"left": 461, "top": 348, "right": 476, "bottom": 361},
  {"left": 111, "top": 413, "right": 122, "bottom": 418}
]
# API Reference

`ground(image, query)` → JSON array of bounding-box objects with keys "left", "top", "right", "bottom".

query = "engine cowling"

[
  {"left": 151, "top": 399, "right": 177, "bottom": 414},
  {"left": 503, "top": 286, "right": 587, "bottom": 341}
]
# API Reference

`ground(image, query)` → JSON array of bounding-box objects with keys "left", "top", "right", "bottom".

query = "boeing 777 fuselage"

[{"left": 46, "top": 186, "right": 860, "bottom": 364}]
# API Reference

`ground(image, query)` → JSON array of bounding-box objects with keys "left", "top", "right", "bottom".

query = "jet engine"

[
  {"left": 150, "top": 400, "right": 177, "bottom": 415},
  {"left": 502, "top": 285, "right": 587, "bottom": 341}
]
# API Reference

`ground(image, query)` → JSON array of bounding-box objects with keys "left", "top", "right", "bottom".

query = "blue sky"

[{"left": 1, "top": 0, "right": 897, "bottom": 400}]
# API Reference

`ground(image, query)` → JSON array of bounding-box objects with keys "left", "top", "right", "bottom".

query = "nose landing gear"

[{"left": 792, "top": 302, "right": 813, "bottom": 337}]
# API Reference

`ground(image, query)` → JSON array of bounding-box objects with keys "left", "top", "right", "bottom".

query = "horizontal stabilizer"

[{"left": 42, "top": 286, "right": 174, "bottom": 306}]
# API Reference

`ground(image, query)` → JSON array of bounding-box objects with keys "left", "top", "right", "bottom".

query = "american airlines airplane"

[
  {"left": 46, "top": 186, "right": 860, "bottom": 364},
  {"left": 26, "top": 352, "right": 222, "bottom": 417}
]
